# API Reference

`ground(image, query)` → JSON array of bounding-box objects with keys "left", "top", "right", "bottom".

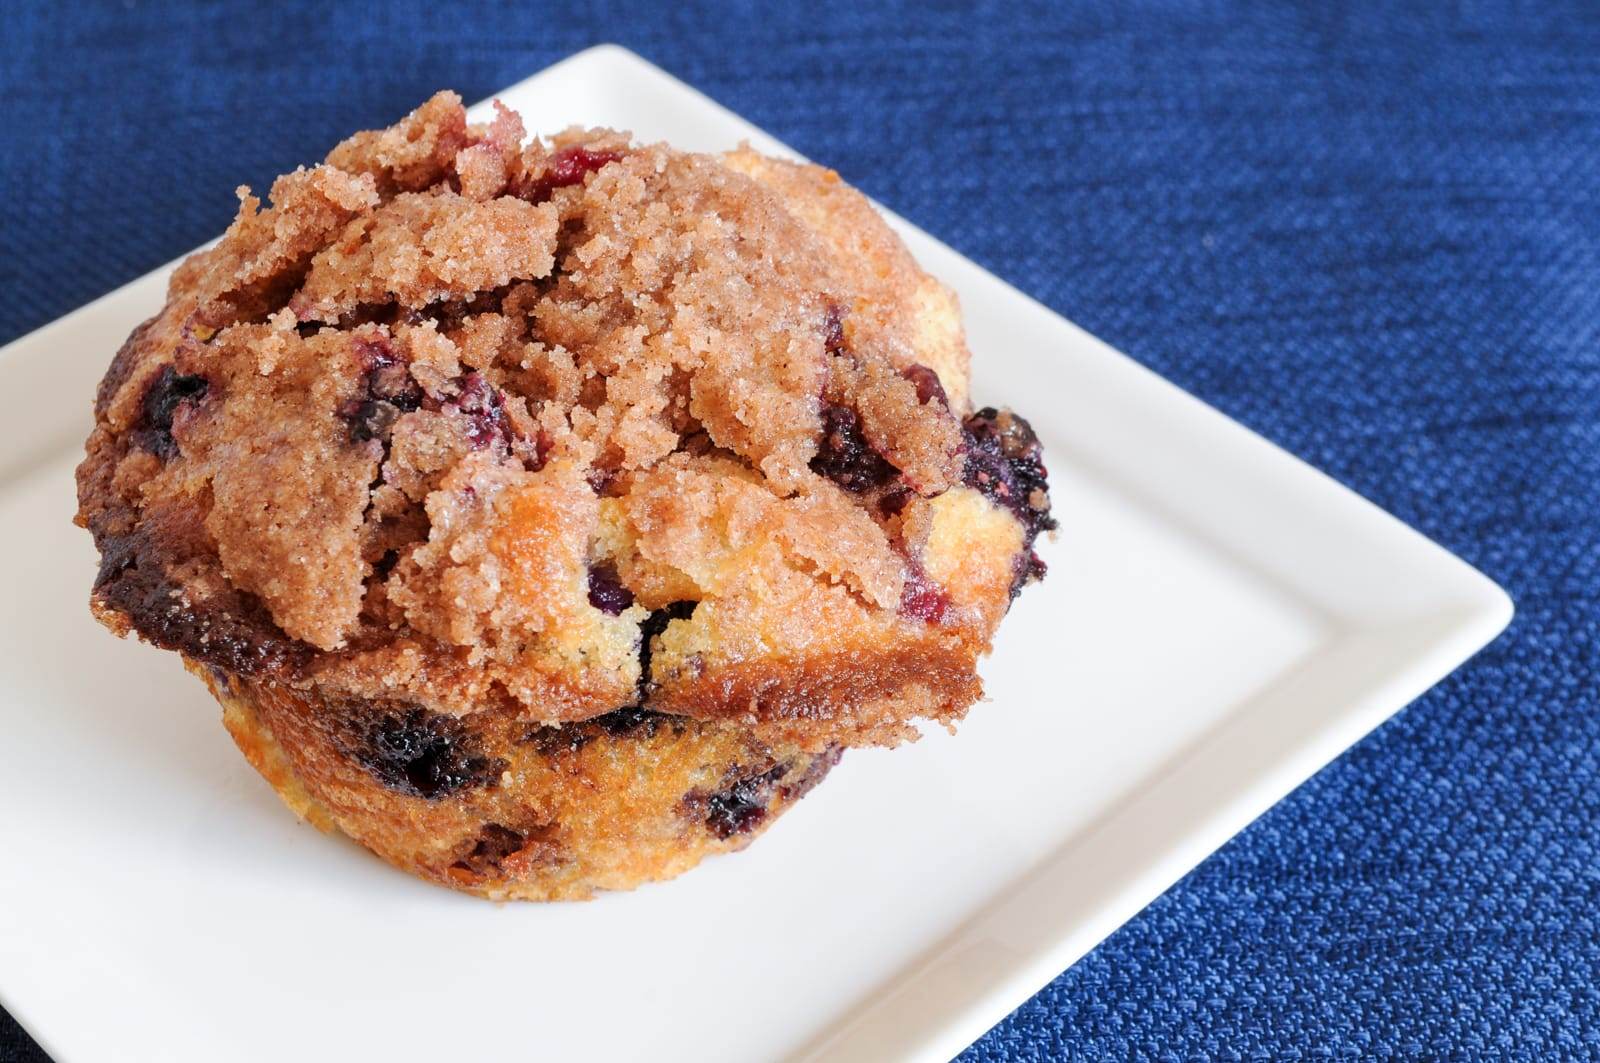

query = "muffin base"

[{"left": 193, "top": 660, "right": 839, "bottom": 901}]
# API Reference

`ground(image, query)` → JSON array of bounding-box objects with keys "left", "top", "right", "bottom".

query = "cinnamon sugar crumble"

[{"left": 76, "top": 91, "right": 1054, "bottom": 743}]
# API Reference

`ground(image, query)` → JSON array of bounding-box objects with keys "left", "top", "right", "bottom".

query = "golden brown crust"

[
  {"left": 199, "top": 660, "right": 838, "bottom": 900},
  {"left": 653, "top": 643, "right": 983, "bottom": 751}
]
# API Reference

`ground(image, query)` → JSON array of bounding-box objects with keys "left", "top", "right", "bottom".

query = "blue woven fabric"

[{"left": 4, "top": 3, "right": 1598, "bottom": 1060}]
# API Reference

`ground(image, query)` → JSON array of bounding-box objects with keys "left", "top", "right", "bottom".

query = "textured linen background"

[{"left": 4, "top": 2, "right": 1598, "bottom": 1060}]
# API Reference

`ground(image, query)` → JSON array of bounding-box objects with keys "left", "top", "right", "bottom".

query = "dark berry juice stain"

[
  {"left": 598, "top": 705, "right": 678, "bottom": 739},
  {"left": 522, "top": 705, "right": 684, "bottom": 757},
  {"left": 901, "top": 363, "right": 948, "bottom": 407},
  {"left": 899, "top": 557, "right": 954, "bottom": 624},
  {"left": 134, "top": 365, "right": 208, "bottom": 459},
  {"left": 354, "top": 707, "right": 505, "bottom": 799},
  {"left": 586, "top": 564, "right": 634, "bottom": 615},
  {"left": 703, "top": 762, "right": 790, "bottom": 839},
  {"left": 367, "top": 367, "right": 421, "bottom": 410},
  {"left": 340, "top": 335, "right": 421, "bottom": 444},
  {"left": 810, "top": 404, "right": 897, "bottom": 493},
  {"left": 962, "top": 408, "right": 1054, "bottom": 534},
  {"left": 352, "top": 333, "right": 397, "bottom": 374},
  {"left": 637, "top": 600, "right": 697, "bottom": 701},
  {"left": 451, "top": 371, "right": 511, "bottom": 450},
  {"left": 1011, "top": 549, "right": 1049, "bottom": 597},
  {"left": 878, "top": 485, "right": 913, "bottom": 518},
  {"left": 962, "top": 407, "right": 1056, "bottom": 596},
  {"left": 522, "top": 147, "right": 622, "bottom": 203}
]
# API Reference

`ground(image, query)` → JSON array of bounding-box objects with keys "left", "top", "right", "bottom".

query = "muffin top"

[{"left": 76, "top": 92, "right": 1053, "bottom": 748}]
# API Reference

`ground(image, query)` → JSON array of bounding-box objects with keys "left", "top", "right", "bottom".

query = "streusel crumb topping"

[{"left": 77, "top": 91, "right": 1052, "bottom": 745}]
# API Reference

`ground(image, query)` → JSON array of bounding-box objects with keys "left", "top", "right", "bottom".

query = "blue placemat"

[{"left": 4, "top": 3, "right": 1598, "bottom": 1060}]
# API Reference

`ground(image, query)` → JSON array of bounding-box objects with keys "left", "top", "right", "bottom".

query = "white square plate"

[{"left": 0, "top": 45, "right": 1510, "bottom": 1063}]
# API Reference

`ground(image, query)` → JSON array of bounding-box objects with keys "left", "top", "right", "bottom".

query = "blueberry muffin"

[{"left": 76, "top": 92, "right": 1055, "bottom": 899}]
